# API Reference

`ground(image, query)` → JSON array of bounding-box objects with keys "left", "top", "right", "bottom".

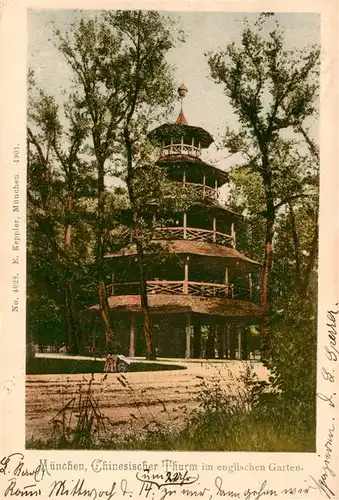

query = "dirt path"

[{"left": 26, "top": 359, "right": 269, "bottom": 445}]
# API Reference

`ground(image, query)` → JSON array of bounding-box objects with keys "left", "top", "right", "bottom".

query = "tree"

[
  {"left": 53, "top": 11, "right": 181, "bottom": 358},
  {"left": 27, "top": 77, "right": 95, "bottom": 353},
  {"left": 208, "top": 14, "right": 319, "bottom": 357}
]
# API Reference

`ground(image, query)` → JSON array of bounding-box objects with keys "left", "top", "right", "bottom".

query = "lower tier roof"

[
  {"left": 89, "top": 294, "right": 263, "bottom": 319},
  {"left": 105, "top": 239, "right": 261, "bottom": 270}
]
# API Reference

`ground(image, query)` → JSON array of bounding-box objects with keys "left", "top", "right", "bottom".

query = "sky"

[{"left": 27, "top": 10, "right": 320, "bottom": 182}]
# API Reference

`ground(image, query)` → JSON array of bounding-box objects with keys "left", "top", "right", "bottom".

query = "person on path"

[{"left": 104, "top": 353, "right": 117, "bottom": 373}]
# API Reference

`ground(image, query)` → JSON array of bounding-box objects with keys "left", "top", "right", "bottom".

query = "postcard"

[{"left": 0, "top": 0, "right": 338, "bottom": 499}]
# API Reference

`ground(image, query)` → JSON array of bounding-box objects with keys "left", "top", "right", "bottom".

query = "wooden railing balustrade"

[
  {"left": 174, "top": 181, "right": 218, "bottom": 201},
  {"left": 154, "top": 226, "right": 234, "bottom": 246},
  {"left": 111, "top": 226, "right": 235, "bottom": 248},
  {"left": 106, "top": 280, "right": 254, "bottom": 301},
  {"left": 161, "top": 143, "right": 201, "bottom": 158}
]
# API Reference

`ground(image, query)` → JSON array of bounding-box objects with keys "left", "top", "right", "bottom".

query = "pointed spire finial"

[{"left": 176, "top": 84, "right": 188, "bottom": 125}]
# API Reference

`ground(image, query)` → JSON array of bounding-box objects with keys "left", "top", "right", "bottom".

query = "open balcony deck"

[
  {"left": 175, "top": 181, "right": 218, "bottom": 202},
  {"left": 161, "top": 143, "right": 201, "bottom": 158},
  {"left": 117, "top": 226, "right": 235, "bottom": 248},
  {"left": 107, "top": 280, "right": 255, "bottom": 301},
  {"left": 154, "top": 226, "right": 234, "bottom": 246}
]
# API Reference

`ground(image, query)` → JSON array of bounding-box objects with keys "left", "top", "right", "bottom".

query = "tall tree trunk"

[
  {"left": 300, "top": 211, "right": 318, "bottom": 297},
  {"left": 136, "top": 241, "right": 155, "bottom": 360},
  {"left": 64, "top": 193, "right": 80, "bottom": 354},
  {"left": 98, "top": 281, "right": 114, "bottom": 350},
  {"left": 96, "top": 164, "right": 114, "bottom": 349},
  {"left": 66, "top": 280, "right": 79, "bottom": 353},
  {"left": 26, "top": 329, "right": 36, "bottom": 362},
  {"left": 288, "top": 202, "right": 301, "bottom": 285},
  {"left": 260, "top": 203, "right": 275, "bottom": 362},
  {"left": 124, "top": 126, "right": 155, "bottom": 360}
]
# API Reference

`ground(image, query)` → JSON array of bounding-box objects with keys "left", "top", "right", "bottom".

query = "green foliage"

[
  {"left": 208, "top": 13, "right": 319, "bottom": 421},
  {"left": 28, "top": 11, "right": 185, "bottom": 354}
]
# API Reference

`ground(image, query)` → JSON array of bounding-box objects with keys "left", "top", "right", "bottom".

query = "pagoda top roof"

[
  {"left": 175, "top": 109, "right": 188, "bottom": 125},
  {"left": 149, "top": 123, "right": 214, "bottom": 149}
]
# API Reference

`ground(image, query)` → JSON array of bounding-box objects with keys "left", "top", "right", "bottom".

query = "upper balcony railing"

[
  {"left": 176, "top": 181, "right": 218, "bottom": 202},
  {"left": 160, "top": 143, "right": 201, "bottom": 158},
  {"left": 114, "top": 225, "right": 235, "bottom": 248},
  {"left": 107, "top": 280, "right": 254, "bottom": 301},
  {"left": 153, "top": 226, "right": 234, "bottom": 247}
]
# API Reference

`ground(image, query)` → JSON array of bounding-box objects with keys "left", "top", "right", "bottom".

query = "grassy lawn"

[
  {"left": 26, "top": 357, "right": 186, "bottom": 375},
  {"left": 26, "top": 404, "right": 315, "bottom": 452}
]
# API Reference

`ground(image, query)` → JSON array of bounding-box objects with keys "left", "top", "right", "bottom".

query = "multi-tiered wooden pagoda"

[{"left": 93, "top": 86, "right": 263, "bottom": 359}]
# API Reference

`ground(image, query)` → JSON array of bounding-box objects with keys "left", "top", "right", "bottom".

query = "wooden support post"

[
  {"left": 242, "top": 327, "right": 248, "bottom": 360},
  {"left": 191, "top": 137, "right": 194, "bottom": 153},
  {"left": 231, "top": 223, "right": 236, "bottom": 248},
  {"left": 111, "top": 272, "right": 115, "bottom": 296},
  {"left": 193, "top": 320, "right": 202, "bottom": 358},
  {"left": 219, "top": 325, "right": 225, "bottom": 359},
  {"left": 181, "top": 136, "right": 184, "bottom": 154},
  {"left": 215, "top": 179, "right": 218, "bottom": 199},
  {"left": 224, "top": 266, "right": 229, "bottom": 297},
  {"left": 225, "top": 325, "right": 230, "bottom": 359},
  {"left": 203, "top": 173, "right": 206, "bottom": 198},
  {"left": 183, "top": 211, "right": 187, "bottom": 239},
  {"left": 205, "top": 325, "right": 216, "bottom": 359},
  {"left": 185, "top": 313, "right": 191, "bottom": 358},
  {"left": 213, "top": 215, "right": 216, "bottom": 243},
  {"left": 237, "top": 325, "right": 242, "bottom": 360},
  {"left": 230, "top": 326, "right": 236, "bottom": 359},
  {"left": 129, "top": 316, "right": 135, "bottom": 357},
  {"left": 248, "top": 273, "right": 253, "bottom": 300},
  {"left": 183, "top": 169, "right": 186, "bottom": 185},
  {"left": 183, "top": 256, "right": 189, "bottom": 294}
]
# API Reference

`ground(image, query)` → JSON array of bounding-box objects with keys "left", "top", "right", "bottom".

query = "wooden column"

[
  {"left": 185, "top": 313, "right": 191, "bottom": 358},
  {"left": 213, "top": 215, "right": 216, "bottom": 242},
  {"left": 219, "top": 325, "right": 225, "bottom": 359},
  {"left": 181, "top": 136, "right": 184, "bottom": 154},
  {"left": 111, "top": 272, "right": 115, "bottom": 296},
  {"left": 205, "top": 325, "right": 216, "bottom": 359},
  {"left": 248, "top": 273, "right": 253, "bottom": 300},
  {"left": 183, "top": 169, "right": 186, "bottom": 185},
  {"left": 203, "top": 173, "right": 206, "bottom": 197},
  {"left": 183, "top": 211, "right": 187, "bottom": 239},
  {"left": 183, "top": 256, "right": 189, "bottom": 294},
  {"left": 215, "top": 179, "right": 218, "bottom": 199},
  {"left": 231, "top": 223, "right": 236, "bottom": 248},
  {"left": 129, "top": 315, "right": 135, "bottom": 357},
  {"left": 242, "top": 327, "right": 248, "bottom": 360},
  {"left": 237, "top": 324, "right": 242, "bottom": 360},
  {"left": 230, "top": 326, "right": 236, "bottom": 359},
  {"left": 225, "top": 325, "right": 230, "bottom": 359},
  {"left": 224, "top": 266, "right": 229, "bottom": 297},
  {"left": 193, "top": 318, "right": 202, "bottom": 358}
]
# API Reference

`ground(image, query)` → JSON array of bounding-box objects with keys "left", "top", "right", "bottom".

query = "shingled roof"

[
  {"left": 105, "top": 240, "right": 261, "bottom": 269},
  {"left": 89, "top": 294, "right": 263, "bottom": 319}
]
